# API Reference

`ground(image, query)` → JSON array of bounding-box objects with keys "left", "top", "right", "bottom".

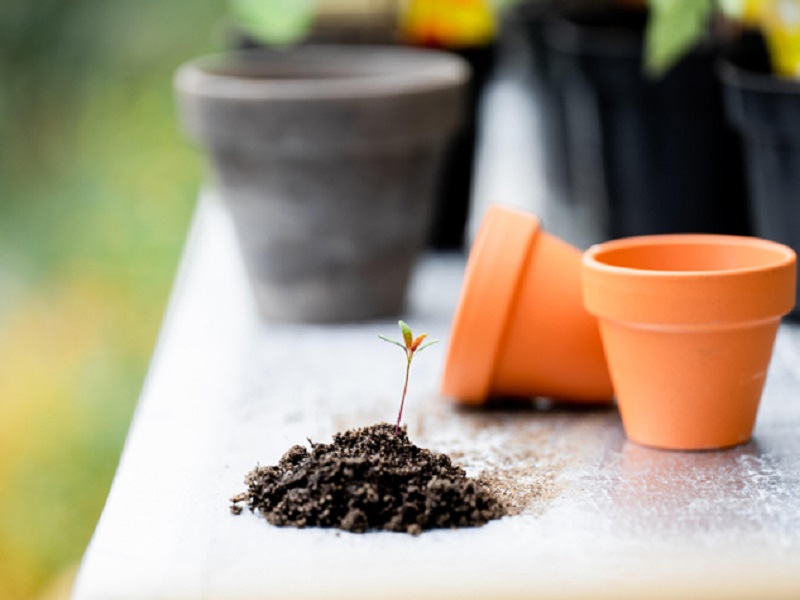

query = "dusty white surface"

[
  {"left": 72, "top": 193, "right": 800, "bottom": 600},
  {"left": 74, "top": 43, "right": 800, "bottom": 599}
]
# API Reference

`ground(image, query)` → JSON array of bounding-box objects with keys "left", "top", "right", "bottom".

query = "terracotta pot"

[
  {"left": 441, "top": 205, "right": 613, "bottom": 405},
  {"left": 583, "top": 234, "right": 797, "bottom": 450}
]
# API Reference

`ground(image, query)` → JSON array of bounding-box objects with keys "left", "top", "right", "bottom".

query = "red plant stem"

[{"left": 395, "top": 355, "right": 412, "bottom": 436}]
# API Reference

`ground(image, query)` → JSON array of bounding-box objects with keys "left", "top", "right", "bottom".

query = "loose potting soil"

[{"left": 230, "top": 423, "right": 506, "bottom": 534}]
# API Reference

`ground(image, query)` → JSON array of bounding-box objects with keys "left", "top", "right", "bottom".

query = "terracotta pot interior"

[{"left": 592, "top": 240, "right": 793, "bottom": 273}]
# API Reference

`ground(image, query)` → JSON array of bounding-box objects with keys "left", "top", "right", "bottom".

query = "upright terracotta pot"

[
  {"left": 441, "top": 205, "right": 613, "bottom": 405},
  {"left": 583, "top": 234, "right": 797, "bottom": 451}
]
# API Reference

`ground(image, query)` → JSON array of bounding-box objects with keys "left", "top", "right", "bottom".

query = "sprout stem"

[{"left": 395, "top": 354, "right": 412, "bottom": 436}]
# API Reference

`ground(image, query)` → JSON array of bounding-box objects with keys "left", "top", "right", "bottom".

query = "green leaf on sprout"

[
  {"left": 399, "top": 320, "right": 414, "bottom": 349},
  {"left": 378, "top": 335, "right": 406, "bottom": 351},
  {"left": 415, "top": 339, "right": 440, "bottom": 354}
]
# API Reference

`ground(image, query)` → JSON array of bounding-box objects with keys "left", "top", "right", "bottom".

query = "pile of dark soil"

[{"left": 230, "top": 423, "right": 506, "bottom": 534}]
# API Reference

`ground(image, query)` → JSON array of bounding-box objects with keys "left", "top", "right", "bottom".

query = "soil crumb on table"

[{"left": 230, "top": 422, "right": 507, "bottom": 534}]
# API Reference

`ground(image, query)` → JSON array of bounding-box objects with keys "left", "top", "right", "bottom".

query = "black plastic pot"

[
  {"left": 515, "top": 0, "right": 610, "bottom": 248},
  {"left": 720, "top": 33, "right": 800, "bottom": 319},
  {"left": 544, "top": 6, "right": 750, "bottom": 240},
  {"left": 515, "top": 2, "right": 574, "bottom": 218},
  {"left": 427, "top": 43, "right": 495, "bottom": 250}
]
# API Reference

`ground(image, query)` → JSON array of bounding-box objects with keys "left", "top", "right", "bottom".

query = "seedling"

[{"left": 379, "top": 321, "right": 439, "bottom": 436}]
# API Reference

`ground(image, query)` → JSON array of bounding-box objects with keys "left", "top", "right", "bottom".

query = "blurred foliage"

[
  {"left": 401, "top": 0, "right": 497, "bottom": 46},
  {"left": 644, "top": 0, "right": 714, "bottom": 77},
  {"left": 232, "top": 0, "right": 318, "bottom": 45},
  {"left": 0, "top": 1, "right": 225, "bottom": 598},
  {"left": 229, "top": 0, "right": 523, "bottom": 49},
  {"left": 645, "top": 0, "right": 800, "bottom": 78}
]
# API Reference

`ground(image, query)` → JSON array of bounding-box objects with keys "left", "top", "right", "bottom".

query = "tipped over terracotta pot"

[
  {"left": 583, "top": 234, "right": 797, "bottom": 451},
  {"left": 441, "top": 205, "right": 614, "bottom": 406}
]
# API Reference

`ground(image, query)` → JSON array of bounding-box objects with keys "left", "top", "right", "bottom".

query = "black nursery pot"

[
  {"left": 515, "top": 2, "right": 574, "bottom": 219},
  {"left": 427, "top": 43, "right": 495, "bottom": 251},
  {"left": 544, "top": 6, "right": 750, "bottom": 239},
  {"left": 720, "top": 34, "right": 800, "bottom": 319},
  {"left": 515, "top": 0, "right": 611, "bottom": 248}
]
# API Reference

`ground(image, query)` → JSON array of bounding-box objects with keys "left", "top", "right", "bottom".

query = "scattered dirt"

[
  {"left": 409, "top": 402, "right": 575, "bottom": 517},
  {"left": 230, "top": 422, "right": 507, "bottom": 534},
  {"left": 477, "top": 467, "right": 560, "bottom": 517}
]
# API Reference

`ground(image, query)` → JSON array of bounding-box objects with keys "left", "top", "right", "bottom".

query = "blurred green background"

[{"left": 0, "top": 1, "right": 225, "bottom": 598}]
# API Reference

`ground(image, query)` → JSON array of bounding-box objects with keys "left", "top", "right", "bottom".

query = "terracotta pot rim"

[
  {"left": 441, "top": 205, "right": 541, "bottom": 404},
  {"left": 583, "top": 234, "right": 797, "bottom": 324},
  {"left": 585, "top": 233, "right": 796, "bottom": 279}
]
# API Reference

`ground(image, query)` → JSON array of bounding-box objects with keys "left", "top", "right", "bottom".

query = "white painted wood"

[
  {"left": 73, "top": 191, "right": 800, "bottom": 600},
  {"left": 73, "top": 39, "right": 800, "bottom": 597}
]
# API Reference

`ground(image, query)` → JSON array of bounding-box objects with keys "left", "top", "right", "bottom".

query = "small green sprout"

[{"left": 379, "top": 320, "right": 439, "bottom": 436}]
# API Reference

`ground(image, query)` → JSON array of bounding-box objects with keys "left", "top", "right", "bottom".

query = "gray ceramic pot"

[{"left": 175, "top": 47, "right": 467, "bottom": 321}]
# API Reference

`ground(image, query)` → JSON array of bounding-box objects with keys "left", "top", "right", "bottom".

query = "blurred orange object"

[
  {"left": 583, "top": 234, "right": 797, "bottom": 450},
  {"left": 441, "top": 205, "right": 614, "bottom": 406},
  {"left": 400, "top": 0, "right": 495, "bottom": 47}
]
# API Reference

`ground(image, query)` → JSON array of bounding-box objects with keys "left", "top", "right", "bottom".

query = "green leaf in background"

[
  {"left": 231, "top": 0, "right": 318, "bottom": 46},
  {"left": 490, "top": 0, "right": 525, "bottom": 12},
  {"left": 717, "top": 0, "right": 746, "bottom": 19},
  {"left": 0, "top": 2, "right": 225, "bottom": 596},
  {"left": 645, "top": 0, "right": 715, "bottom": 78}
]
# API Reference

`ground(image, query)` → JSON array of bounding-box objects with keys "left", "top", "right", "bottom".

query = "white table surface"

[
  {"left": 72, "top": 189, "right": 800, "bottom": 600},
  {"left": 73, "top": 46, "right": 800, "bottom": 599}
]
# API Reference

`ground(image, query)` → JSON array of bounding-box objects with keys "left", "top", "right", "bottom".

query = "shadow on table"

[{"left": 453, "top": 396, "right": 618, "bottom": 415}]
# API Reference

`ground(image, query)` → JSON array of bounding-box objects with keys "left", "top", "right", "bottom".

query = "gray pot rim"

[{"left": 175, "top": 46, "right": 469, "bottom": 102}]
